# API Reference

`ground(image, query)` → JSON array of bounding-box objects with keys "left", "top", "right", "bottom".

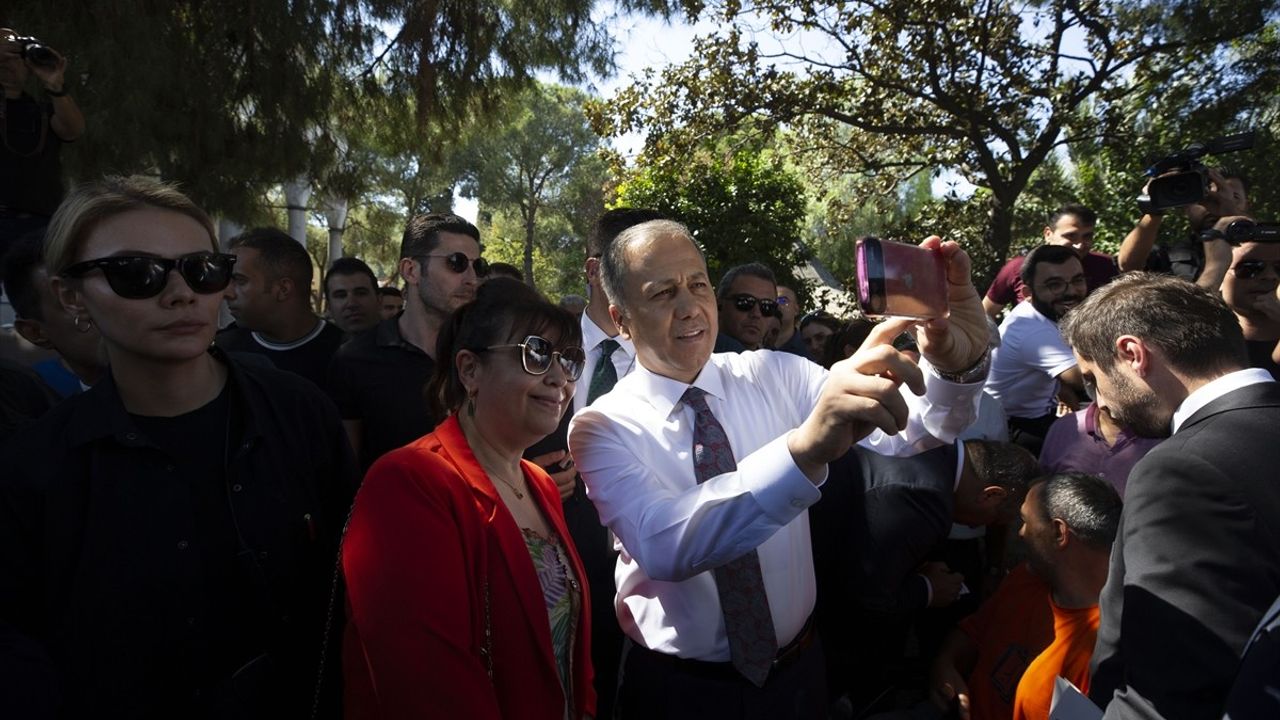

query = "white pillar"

[
  {"left": 284, "top": 178, "right": 312, "bottom": 246},
  {"left": 324, "top": 196, "right": 349, "bottom": 263}
]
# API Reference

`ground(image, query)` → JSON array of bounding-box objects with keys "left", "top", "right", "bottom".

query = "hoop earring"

[
  {"left": 467, "top": 388, "right": 477, "bottom": 418},
  {"left": 73, "top": 315, "right": 94, "bottom": 333}
]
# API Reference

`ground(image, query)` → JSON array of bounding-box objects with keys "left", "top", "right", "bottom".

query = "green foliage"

[
  {"left": 460, "top": 83, "right": 608, "bottom": 292},
  {"left": 613, "top": 141, "right": 809, "bottom": 292},
  {"left": 7, "top": 0, "right": 672, "bottom": 218},
  {"left": 594, "top": 0, "right": 1277, "bottom": 276}
]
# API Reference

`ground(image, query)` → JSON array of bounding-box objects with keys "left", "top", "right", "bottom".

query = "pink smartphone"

[{"left": 855, "top": 237, "right": 949, "bottom": 320}]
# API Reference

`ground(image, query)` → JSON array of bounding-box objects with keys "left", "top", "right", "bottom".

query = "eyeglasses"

[
  {"left": 60, "top": 252, "right": 237, "bottom": 299},
  {"left": 481, "top": 335, "right": 586, "bottom": 381},
  {"left": 729, "top": 294, "right": 779, "bottom": 316},
  {"left": 418, "top": 252, "right": 490, "bottom": 277},
  {"left": 775, "top": 295, "right": 791, "bottom": 306},
  {"left": 1230, "top": 260, "right": 1280, "bottom": 280},
  {"left": 1039, "top": 274, "right": 1087, "bottom": 296}
]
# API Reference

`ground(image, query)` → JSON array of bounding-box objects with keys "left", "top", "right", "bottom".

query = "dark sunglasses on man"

[
  {"left": 418, "top": 252, "right": 490, "bottom": 277},
  {"left": 1230, "top": 259, "right": 1280, "bottom": 280},
  {"left": 478, "top": 335, "right": 586, "bottom": 381},
  {"left": 729, "top": 293, "right": 779, "bottom": 317},
  {"left": 60, "top": 252, "right": 237, "bottom": 299}
]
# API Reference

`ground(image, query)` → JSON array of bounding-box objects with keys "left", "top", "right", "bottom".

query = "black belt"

[{"left": 635, "top": 614, "right": 817, "bottom": 683}]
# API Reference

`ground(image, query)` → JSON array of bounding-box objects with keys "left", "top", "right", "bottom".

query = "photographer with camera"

[
  {"left": 0, "top": 28, "right": 83, "bottom": 249},
  {"left": 1116, "top": 134, "right": 1252, "bottom": 282}
]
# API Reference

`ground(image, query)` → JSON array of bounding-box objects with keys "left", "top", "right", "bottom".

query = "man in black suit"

[
  {"left": 1060, "top": 272, "right": 1280, "bottom": 720},
  {"left": 811, "top": 439, "right": 1038, "bottom": 713}
]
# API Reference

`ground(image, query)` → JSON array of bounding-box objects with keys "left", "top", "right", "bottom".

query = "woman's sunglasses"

[
  {"left": 419, "top": 252, "right": 490, "bottom": 277},
  {"left": 60, "top": 252, "right": 237, "bottom": 299},
  {"left": 481, "top": 335, "right": 586, "bottom": 381}
]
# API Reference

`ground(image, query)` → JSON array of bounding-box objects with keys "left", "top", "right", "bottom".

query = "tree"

[
  {"left": 593, "top": 0, "right": 1276, "bottom": 276},
  {"left": 6, "top": 0, "right": 673, "bottom": 217},
  {"left": 461, "top": 83, "right": 607, "bottom": 290},
  {"left": 613, "top": 140, "right": 809, "bottom": 290}
]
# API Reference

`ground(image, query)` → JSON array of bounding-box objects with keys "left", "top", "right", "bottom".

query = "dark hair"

[
  {"left": 1060, "top": 271, "right": 1247, "bottom": 376},
  {"left": 488, "top": 262, "right": 523, "bottom": 282},
  {"left": 377, "top": 286, "right": 403, "bottom": 298},
  {"left": 588, "top": 207, "right": 668, "bottom": 258},
  {"left": 1, "top": 232, "right": 48, "bottom": 320},
  {"left": 1218, "top": 166, "right": 1251, "bottom": 197},
  {"left": 820, "top": 318, "right": 875, "bottom": 369},
  {"left": 399, "top": 212, "right": 481, "bottom": 259},
  {"left": 324, "top": 257, "right": 378, "bottom": 298},
  {"left": 229, "top": 227, "right": 314, "bottom": 291},
  {"left": 965, "top": 440, "right": 1039, "bottom": 497},
  {"left": 427, "top": 277, "right": 583, "bottom": 419},
  {"left": 1048, "top": 204, "right": 1097, "bottom": 229},
  {"left": 716, "top": 262, "right": 777, "bottom": 299},
  {"left": 1033, "top": 472, "right": 1122, "bottom": 548},
  {"left": 1019, "top": 244, "right": 1080, "bottom": 289},
  {"left": 799, "top": 311, "right": 841, "bottom": 334},
  {"left": 601, "top": 219, "right": 702, "bottom": 312}
]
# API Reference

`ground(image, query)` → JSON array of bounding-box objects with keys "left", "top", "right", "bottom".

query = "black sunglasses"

[
  {"left": 61, "top": 252, "right": 237, "bottom": 299},
  {"left": 1231, "top": 259, "right": 1280, "bottom": 280},
  {"left": 480, "top": 335, "right": 586, "bottom": 381},
  {"left": 729, "top": 294, "right": 778, "bottom": 317},
  {"left": 419, "top": 252, "right": 490, "bottom": 277}
]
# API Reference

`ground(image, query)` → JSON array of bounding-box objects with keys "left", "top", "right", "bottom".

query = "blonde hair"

[{"left": 44, "top": 176, "right": 218, "bottom": 273}]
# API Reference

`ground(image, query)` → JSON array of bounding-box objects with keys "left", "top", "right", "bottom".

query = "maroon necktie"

[{"left": 682, "top": 387, "right": 778, "bottom": 687}]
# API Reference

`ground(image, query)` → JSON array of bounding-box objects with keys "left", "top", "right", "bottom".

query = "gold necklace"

[{"left": 490, "top": 471, "right": 527, "bottom": 500}]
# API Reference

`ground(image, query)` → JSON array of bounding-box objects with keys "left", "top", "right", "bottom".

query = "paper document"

[{"left": 1049, "top": 676, "right": 1103, "bottom": 720}]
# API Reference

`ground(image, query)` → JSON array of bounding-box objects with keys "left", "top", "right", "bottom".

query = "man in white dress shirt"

[{"left": 568, "top": 220, "right": 993, "bottom": 719}]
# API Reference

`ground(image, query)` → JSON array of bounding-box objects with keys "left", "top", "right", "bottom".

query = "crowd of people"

[{"left": 2, "top": 24, "right": 1280, "bottom": 720}]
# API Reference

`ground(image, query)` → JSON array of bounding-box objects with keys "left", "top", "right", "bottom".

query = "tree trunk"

[
  {"left": 325, "top": 196, "right": 349, "bottom": 264},
  {"left": 523, "top": 208, "right": 537, "bottom": 290},
  {"left": 984, "top": 194, "right": 1016, "bottom": 282},
  {"left": 284, "top": 178, "right": 312, "bottom": 247}
]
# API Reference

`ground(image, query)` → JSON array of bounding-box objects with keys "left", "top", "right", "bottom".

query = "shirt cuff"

[
  {"left": 741, "top": 432, "right": 824, "bottom": 525},
  {"left": 919, "top": 573, "right": 933, "bottom": 607}
]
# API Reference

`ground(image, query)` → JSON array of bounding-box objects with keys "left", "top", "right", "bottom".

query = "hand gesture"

[{"left": 914, "top": 236, "right": 989, "bottom": 374}]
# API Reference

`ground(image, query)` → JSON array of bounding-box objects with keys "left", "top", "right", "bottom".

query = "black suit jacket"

[
  {"left": 1090, "top": 381, "right": 1280, "bottom": 720},
  {"left": 811, "top": 443, "right": 958, "bottom": 699}
]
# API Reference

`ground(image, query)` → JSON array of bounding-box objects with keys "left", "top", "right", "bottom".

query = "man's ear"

[
  {"left": 1115, "top": 335, "right": 1150, "bottom": 377},
  {"left": 13, "top": 318, "right": 52, "bottom": 349},
  {"left": 585, "top": 256, "right": 600, "bottom": 283},
  {"left": 1052, "top": 518, "right": 1071, "bottom": 549},
  {"left": 609, "top": 304, "right": 630, "bottom": 340},
  {"left": 274, "top": 277, "right": 294, "bottom": 303},
  {"left": 399, "top": 256, "right": 421, "bottom": 287}
]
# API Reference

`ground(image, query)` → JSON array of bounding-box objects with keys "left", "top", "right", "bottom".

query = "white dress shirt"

[
  {"left": 569, "top": 349, "right": 981, "bottom": 661},
  {"left": 1171, "top": 367, "right": 1275, "bottom": 434},
  {"left": 576, "top": 312, "right": 636, "bottom": 414}
]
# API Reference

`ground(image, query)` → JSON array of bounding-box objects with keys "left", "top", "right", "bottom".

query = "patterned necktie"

[
  {"left": 586, "top": 339, "right": 620, "bottom": 406},
  {"left": 682, "top": 386, "right": 778, "bottom": 687}
]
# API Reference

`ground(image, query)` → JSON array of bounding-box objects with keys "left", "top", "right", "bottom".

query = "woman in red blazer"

[{"left": 342, "top": 278, "right": 595, "bottom": 719}]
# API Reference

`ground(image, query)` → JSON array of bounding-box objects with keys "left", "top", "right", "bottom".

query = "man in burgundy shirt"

[{"left": 983, "top": 205, "right": 1118, "bottom": 321}]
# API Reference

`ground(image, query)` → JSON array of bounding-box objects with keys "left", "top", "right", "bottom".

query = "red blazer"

[{"left": 342, "top": 415, "right": 596, "bottom": 719}]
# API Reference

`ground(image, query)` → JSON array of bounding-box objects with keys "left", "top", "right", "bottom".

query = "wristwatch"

[{"left": 933, "top": 347, "right": 992, "bottom": 385}]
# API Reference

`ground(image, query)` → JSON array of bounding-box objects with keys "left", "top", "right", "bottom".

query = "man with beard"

[
  {"left": 983, "top": 205, "right": 1117, "bottom": 321},
  {"left": 984, "top": 245, "right": 1088, "bottom": 453},
  {"left": 1117, "top": 167, "right": 1249, "bottom": 279},
  {"left": 327, "top": 213, "right": 488, "bottom": 468},
  {"left": 714, "top": 262, "right": 779, "bottom": 352},
  {"left": 1060, "top": 272, "right": 1280, "bottom": 720}
]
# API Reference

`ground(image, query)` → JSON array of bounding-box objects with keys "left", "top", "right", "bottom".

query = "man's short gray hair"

[
  {"left": 600, "top": 219, "right": 702, "bottom": 312},
  {"left": 1036, "top": 472, "right": 1123, "bottom": 548},
  {"left": 716, "top": 262, "right": 777, "bottom": 299}
]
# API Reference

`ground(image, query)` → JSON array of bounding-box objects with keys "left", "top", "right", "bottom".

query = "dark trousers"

[{"left": 616, "top": 634, "right": 827, "bottom": 720}]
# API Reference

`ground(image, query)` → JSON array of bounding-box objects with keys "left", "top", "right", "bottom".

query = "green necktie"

[{"left": 586, "top": 339, "right": 620, "bottom": 406}]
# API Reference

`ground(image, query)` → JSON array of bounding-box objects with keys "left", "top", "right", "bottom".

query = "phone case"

[{"left": 856, "top": 238, "right": 949, "bottom": 320}]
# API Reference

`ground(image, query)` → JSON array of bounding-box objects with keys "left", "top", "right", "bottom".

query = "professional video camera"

[
  {"left": 1201, "top": 218, "right": 1280, "bottom": 245},
  {"left": 1139, "top": 131, "right": 1255, "bottom": 212},
  {"left": 5, "top": 33, "right": 58, "bottom": 68}
]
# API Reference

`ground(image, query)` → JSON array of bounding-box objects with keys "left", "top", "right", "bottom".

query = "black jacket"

[{"left": 0, "top": 349, "right": 358, "bottom": 719}]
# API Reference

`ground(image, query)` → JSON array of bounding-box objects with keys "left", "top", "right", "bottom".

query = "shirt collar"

[
  {"left": 628, "top": 354, "right": 727, "bottom": 420},
  {"left": 581, "top": 313, "right": 634, "bottom": 357},
  {"left": 376, "top": 313, "right": 425, "bottom": 355},
  {"left": 1171, "top": 368, "right": 1275, "bottom": 434}
]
